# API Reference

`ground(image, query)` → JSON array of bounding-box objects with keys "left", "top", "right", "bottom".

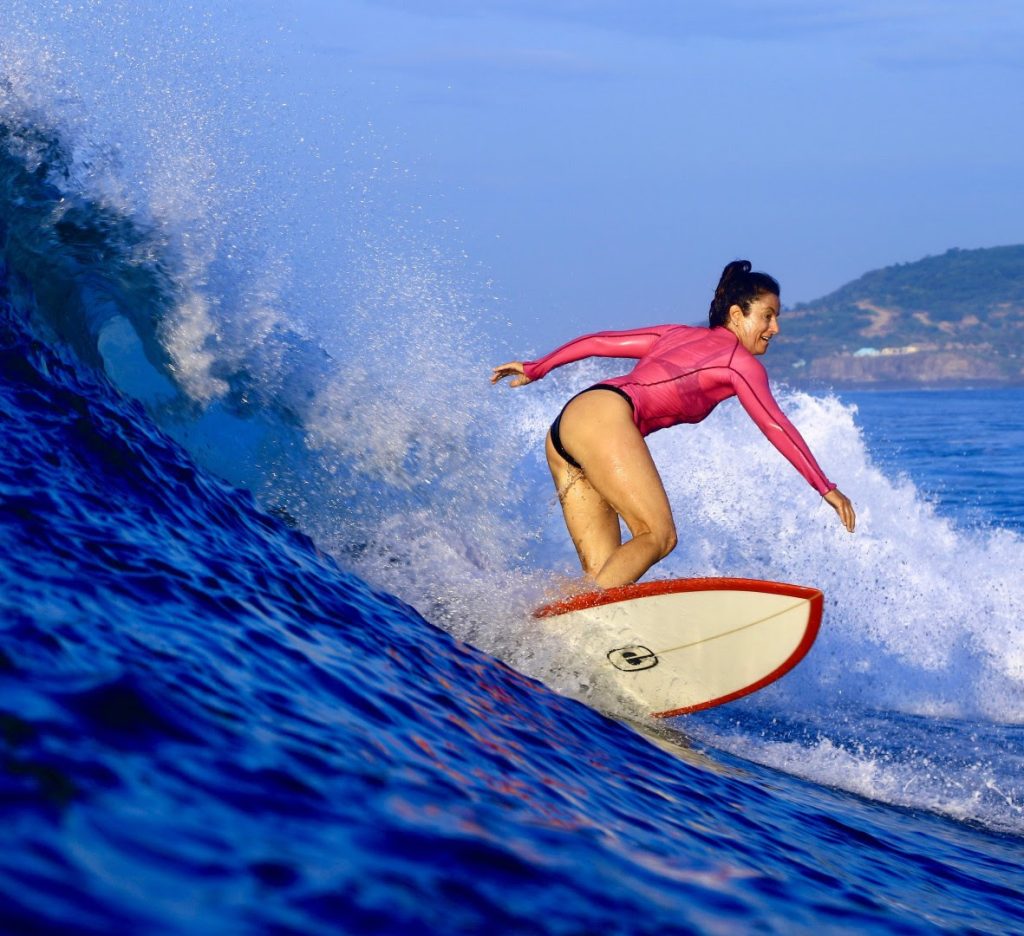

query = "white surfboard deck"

[{"left": 534, "top": 577, "right": 823, "bottom": 717}]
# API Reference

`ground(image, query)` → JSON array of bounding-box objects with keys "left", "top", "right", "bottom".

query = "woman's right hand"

[
  {"left": 490, "top": 361, "right": 532, "bottom": 388},
  {"left": 824, "top": 487, "right": 856, "bottom": 533}
]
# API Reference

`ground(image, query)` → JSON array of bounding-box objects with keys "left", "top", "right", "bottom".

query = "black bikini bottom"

[{"left": 549, "top": 383, "right": 635, "bottom": 471}]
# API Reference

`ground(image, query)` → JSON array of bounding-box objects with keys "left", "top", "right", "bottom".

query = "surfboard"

[{"left": 534, "top": 577, "right": 822, "bottom": 717}]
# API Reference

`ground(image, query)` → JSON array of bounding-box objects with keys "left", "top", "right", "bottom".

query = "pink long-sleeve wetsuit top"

[{"left": 523, "top": 324, "right": 835, "bottom": 496}]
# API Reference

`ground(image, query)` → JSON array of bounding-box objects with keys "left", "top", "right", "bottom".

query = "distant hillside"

[{"left": 765, "top": 245, "right": 1024, "bottom": 387}]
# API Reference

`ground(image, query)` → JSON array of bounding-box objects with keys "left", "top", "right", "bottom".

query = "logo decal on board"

[{"left": 608, "top": 646, "right": 658, "bottom": 671}]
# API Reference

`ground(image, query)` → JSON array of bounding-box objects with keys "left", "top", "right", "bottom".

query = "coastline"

[{"left": 777, "top": 379, "right": 1024, "bottom": 392}]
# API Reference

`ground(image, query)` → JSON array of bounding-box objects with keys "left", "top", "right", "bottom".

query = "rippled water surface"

[{"left": 2, "top": 3, "right": 1024, "bottom": 932}]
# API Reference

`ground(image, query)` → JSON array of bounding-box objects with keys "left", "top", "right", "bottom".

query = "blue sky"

[{"left": 276, "top": 2, "right": 1023, "bottom": 343}]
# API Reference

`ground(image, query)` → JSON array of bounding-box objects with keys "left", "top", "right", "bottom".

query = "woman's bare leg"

[
  {"left": 546, "top": 434, "right": 621, "bottom": 578},
  {"left": 547, "top": 390, "right": 677, "bottom": 588}
]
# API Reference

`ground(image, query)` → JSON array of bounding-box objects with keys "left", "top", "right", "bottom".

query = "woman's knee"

[
  {"left": 653, "top": 523, "right": 678, "bottom": 560},
  {"left": 632, "top": 518, "right": 676, "bottom": 560},
  {"left": 580, "top": 553, "right": 606, "bottom": 578}
]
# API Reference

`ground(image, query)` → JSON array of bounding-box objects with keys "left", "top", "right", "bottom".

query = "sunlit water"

[{"left": 2, "top": 4, "right": 1023, "bottom": 932}]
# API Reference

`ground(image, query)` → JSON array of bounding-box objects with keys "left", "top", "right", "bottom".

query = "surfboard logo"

[{"left": 608, "top": 646, "right": 658, "bottom": 672}]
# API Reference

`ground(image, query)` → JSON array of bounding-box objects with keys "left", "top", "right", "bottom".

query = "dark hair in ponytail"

[{"left": 708, "top": 260, "right": 780, "bottom": 328}]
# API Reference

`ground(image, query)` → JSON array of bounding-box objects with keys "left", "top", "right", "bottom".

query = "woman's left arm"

[
  {"left": 491, "top": 325, "right": 673, "bottom": 388},
  {"left": 518, "top": 325, "right": 673, "bottom": 382},
  {"left": 490, "top": 361, "right": 532, "bottom": 387}
]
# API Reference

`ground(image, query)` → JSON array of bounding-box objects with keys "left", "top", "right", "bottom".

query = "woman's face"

[{"left": 728, "top": 293, "right": 780, "bottom": 356}]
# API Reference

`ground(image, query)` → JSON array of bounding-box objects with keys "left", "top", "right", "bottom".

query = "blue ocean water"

[
  {"left": 3, "top": 4, "right": 1024, "bottom": 933},
  {"left": 844, "top": 388, "right": 1024, "bottom": 533}
]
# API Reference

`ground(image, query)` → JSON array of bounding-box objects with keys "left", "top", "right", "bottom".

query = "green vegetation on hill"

[{"left": 766, "top": 245, "right": 1024, "bottom": 386}]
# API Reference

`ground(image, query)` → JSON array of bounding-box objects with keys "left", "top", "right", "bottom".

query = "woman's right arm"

[
  {"left": 823, "top": 488, "right": 856, "bottom": 533},
  {"left": 515, "top": 325, "right": 674, "bottom": 382},
  {"left": 730, "top": 354, "right": 856, "bottom": 532}
]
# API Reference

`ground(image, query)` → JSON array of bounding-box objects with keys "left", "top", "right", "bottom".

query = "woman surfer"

[{"left": 491, "top": 260, "right": 856, "bottom": 589}]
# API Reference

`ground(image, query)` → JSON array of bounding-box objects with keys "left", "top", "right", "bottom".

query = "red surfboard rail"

[{"left": 534, "top": 577, "right": 824, "bottom": 718}]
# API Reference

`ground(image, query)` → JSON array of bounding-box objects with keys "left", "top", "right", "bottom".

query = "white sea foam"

[
  {"left": 1, "top": 0, "right": 299, "bottom": 404},
  {"left": 698, "top": 726, "right": 1024, "bottom": 836}
]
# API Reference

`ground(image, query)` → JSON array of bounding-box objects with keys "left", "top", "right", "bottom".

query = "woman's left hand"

[
  {"left": 824, "top": 487, "right": 856, "bottom": 533},
  {"left": 491, "top": 361, "right": 532, "bottom": 388}
]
